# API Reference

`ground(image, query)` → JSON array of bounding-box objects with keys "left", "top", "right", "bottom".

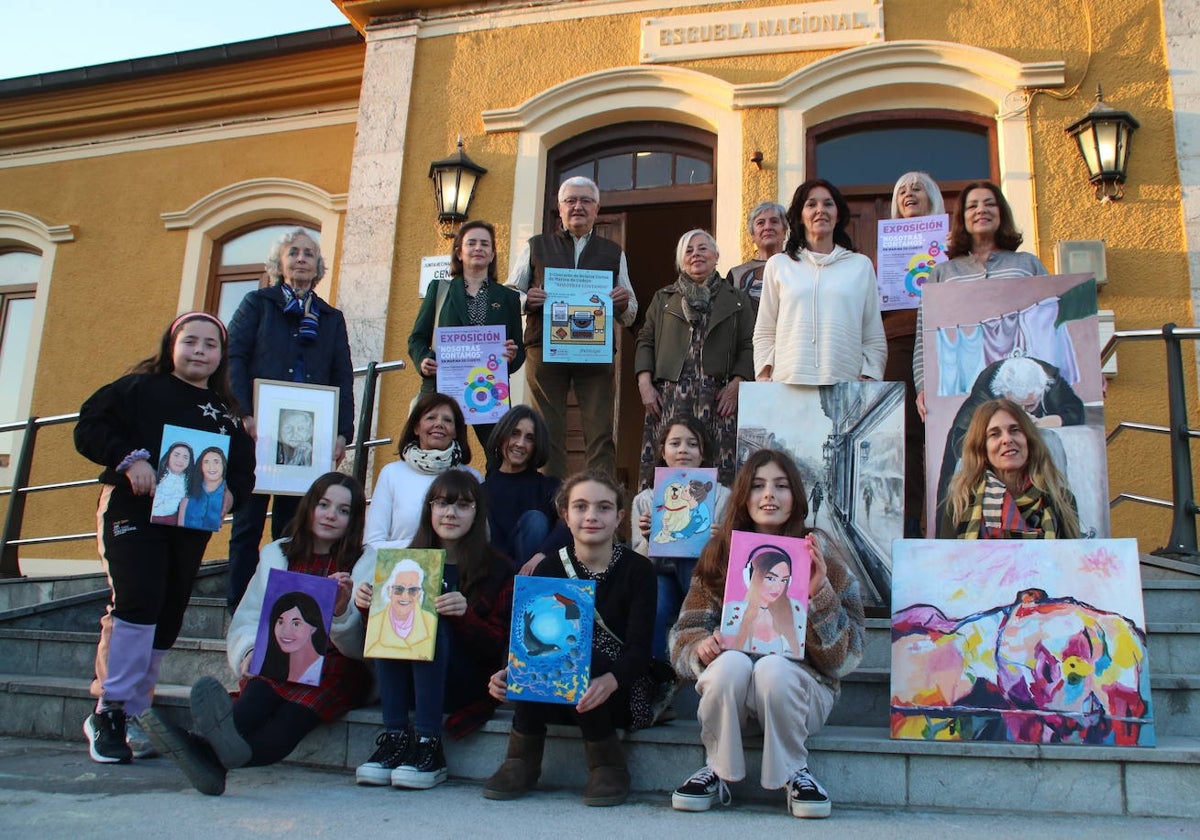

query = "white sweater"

[
  {"left": 364, "top": 458, "right": 482, "bottom": 549},
  {"left": 753, "top": 246, "right": 887, "bottom": 385}
]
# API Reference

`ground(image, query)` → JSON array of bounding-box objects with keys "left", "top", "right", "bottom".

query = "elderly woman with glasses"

[{"left": 635, "top": 229, "right": 756, "bottom": 487}]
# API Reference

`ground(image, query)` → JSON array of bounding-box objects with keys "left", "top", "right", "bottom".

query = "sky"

[{"left": 0, "top": 0, "right": 349, "bottom": 81}]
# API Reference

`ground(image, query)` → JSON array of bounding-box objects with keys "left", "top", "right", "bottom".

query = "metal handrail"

[
  {"left": 1, "top": 359, "right": 406, "bottom": 578},
  {"left": 1103, "top": 323, "right": 1199, "bottom": 560}
]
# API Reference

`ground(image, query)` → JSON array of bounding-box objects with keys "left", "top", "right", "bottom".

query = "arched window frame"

[
  {"left": 0, "top": 210, "right": 74, "bottom": 484},
  {"left": 161, "top": 178, "right": 347, "bottom": 316}
]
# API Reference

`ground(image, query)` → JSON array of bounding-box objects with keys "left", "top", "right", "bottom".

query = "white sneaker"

[{"left": 787, "top": 766, "right": 831, "bottom": 818}]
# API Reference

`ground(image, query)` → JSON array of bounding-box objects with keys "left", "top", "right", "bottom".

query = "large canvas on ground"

[
  {"left": 248, "top": 568, "right": 337, "bottom": 686},
  {"left": 920, "top": 274, "right": 1108, "bottom": 537},
  {"left": 363, "top": 548, "right": 445, "bottom": 662},
  {"left": 737, "top": 380, "right": 904, "bottom": 607},
  {"left": 720, "top": 530, "right": 810, "bottom": 660},
  {"left": 890, "top": 538, "right": 1153, "bottom": 746},
  {"left": 506, "top": 576, "right": 595, "bottom": 705}
]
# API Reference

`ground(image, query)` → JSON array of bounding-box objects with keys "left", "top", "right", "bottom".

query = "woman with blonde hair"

[{"left": 939, "top": 397, "right": 1079, "bottom": 539}]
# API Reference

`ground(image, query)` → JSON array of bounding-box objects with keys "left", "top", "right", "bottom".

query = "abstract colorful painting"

[
  {"left": 648, "top": 466, "right": 719, "bottom": 558},
  {"left": 890, "top": 538, "right": 1153, "bottom": 746},
  {"left": 737, "top": 380, "right": 904, "bottom": 607},
  {"left": 248, "top": 568, "right": 337, "bottom": 686},
  {"left": 506, "top": 576, "right": 596, "bottom": 704},
  {"left": 363, "top": 548, "right": 445, "bottom": 662},
  {"left": 720, "top": 530, "right": 810, "bottom": 660}
]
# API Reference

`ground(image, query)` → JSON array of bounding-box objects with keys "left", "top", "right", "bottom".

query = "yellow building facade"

[{"left": 0, "top": 1, "right": 1195, "bottom": 567}]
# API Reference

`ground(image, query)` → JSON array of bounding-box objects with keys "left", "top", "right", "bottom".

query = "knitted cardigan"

[{"left": 668, "top": 532, "right": 866, "bottom": 692}]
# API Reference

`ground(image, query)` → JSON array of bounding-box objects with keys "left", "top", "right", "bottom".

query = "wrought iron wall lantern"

[
  {"left": 1066, "top": 86, "right": 1139, "bottom": 202},
  {"left": 429, "top": 137, "right": 487, "bottom": 233}
]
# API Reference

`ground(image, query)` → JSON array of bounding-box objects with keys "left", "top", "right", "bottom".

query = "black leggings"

[
  {"left": 512, "top": 665, "right": 629, "bottom": 742},
  {"left": 233, "top": 679, "right": 321, "bottom": 767}
]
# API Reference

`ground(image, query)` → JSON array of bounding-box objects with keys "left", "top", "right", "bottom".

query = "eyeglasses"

[
  {"left": 430, "top": 499, "right": 476, "bottom": 513},
  {"left": 560, "top": 196, "right": 597, "bottom": 207},
  {"left": 389, "top": 585, "right": 423, "bottom": 597}
]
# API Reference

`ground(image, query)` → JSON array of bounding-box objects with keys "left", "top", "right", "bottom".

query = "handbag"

[{"left": 557, "top": 548, "right": 680, "bottom": 729}]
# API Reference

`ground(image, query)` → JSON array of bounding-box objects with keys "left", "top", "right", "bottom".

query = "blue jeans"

[
  {"left": 505, "top": 509, "right": 552, "bottom": 571},
  {"left": 653, "top": 558, "right": 697, "bottom": 661},
  {"left": 375, "top": 619, "right": 451, "bottom": 737}
]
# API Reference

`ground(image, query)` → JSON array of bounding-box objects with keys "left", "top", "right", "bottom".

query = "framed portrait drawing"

[{"left": 252, "top": 379, "right": 339, "bottom": 496}]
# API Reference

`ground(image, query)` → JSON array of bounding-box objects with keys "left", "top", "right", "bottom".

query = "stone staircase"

[{"left": 1, "top": 557, "right": 1197, "bottom": 817}]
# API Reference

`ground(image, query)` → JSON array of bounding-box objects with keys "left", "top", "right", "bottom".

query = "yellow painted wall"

[
  {"left": 0, "top": 53, "right": 358, "bottom": 564},
  {"left": 379, "top": 0, "right": 1194, "bottom": 549}
]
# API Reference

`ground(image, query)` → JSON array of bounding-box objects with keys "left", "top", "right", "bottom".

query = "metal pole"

[
  {"left": 353, "top": 361, "right": 378, "bottom": 488},
  {"left": 0, "top": 416, "right": 39, "bottom": 578},
  {"left": 1154, "top": 323, "right": 1199, "bottom": 560}
]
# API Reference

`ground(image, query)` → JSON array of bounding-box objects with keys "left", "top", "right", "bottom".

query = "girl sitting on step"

[
  {"left": 668, "top": 448, "right": 865, "bottom": 820},
  {"left": 483, "top": 470, "right": 656, "bottom": 807},
  {"left": 140, "top": 472, "right": 373, "bottom": 795}
]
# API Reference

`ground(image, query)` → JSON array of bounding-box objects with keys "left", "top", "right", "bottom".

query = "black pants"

[
  {"left": 233, "top": 678, "right": 321, "bottom": 767},
  {"left": 512, "top": 665, "right": 629, "bottom": 742},
  {"left": 99, "top": 487, "right": 211, "bottom": 649}
]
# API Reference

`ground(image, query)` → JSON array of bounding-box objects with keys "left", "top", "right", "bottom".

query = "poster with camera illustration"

[
  {"left": 248, "top": 568, "right": 337, "bottom": 686},
  {"left": 542, "top": 267, "right": 613, "bottom": 364},
  {"left": 252, "top": 379, "right": 339, "bottom": 495},
  {"left": 151, "top": 424, "right": 230, "bottom": 531},
  {"left": 720, "top": 530, "right": 810, "bottom": 661},
  {"left": 363, "top": 548, "right": 446, "bottom": 662}
]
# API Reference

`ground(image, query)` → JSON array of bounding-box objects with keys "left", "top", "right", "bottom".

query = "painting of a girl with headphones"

[{"left": 720, "top": 532, "right": 811, "bottom": 659}]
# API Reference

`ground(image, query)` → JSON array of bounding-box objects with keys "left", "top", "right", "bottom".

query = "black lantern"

[
  {"left": 1066, "top": 86, "right": 1139, "bottom": 201},
  {"left": 429, "top": 136, "right": 487, "bottom": 223}
]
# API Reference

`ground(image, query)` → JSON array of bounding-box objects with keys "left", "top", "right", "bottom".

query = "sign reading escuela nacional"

[{"left": 640, "top": 0, "right": 883, "bottom": 64}]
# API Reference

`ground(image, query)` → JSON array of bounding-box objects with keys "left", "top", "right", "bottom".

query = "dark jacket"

[
  {"left": 407, "top": 276, "right": 526, "bottom": 393},
  {"left": 227, "top": 285, "right": 355, "bottom": 442},
  {"left": 523, "top": 230, "right": 624, "bottom": 348},
  {"left": 634, "top": 278, "right": 755, "bottom": 384}
]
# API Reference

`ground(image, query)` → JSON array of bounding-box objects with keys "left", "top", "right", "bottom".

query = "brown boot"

[
  {"left": 483, "top": 729, "right": 545, "bottom": 800},
  {"left": 582, "top": 734, "right": 630, "bottom": 807}
]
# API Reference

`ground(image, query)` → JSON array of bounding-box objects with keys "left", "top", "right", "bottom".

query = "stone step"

[
  {"left": 1, "top": 673, "right": 1196, "bottom": 819},
  {"left": 0, "top": 590, "right": 230, "bottom": 640},
  {"left": 4, "top": 624, "right": 1193, "bottom": 735},
  {"left": 1140, "top": 579, "right": 1200, "bottom": 623},
  {"left": 0, "top": 562, "right": 229, "bottom": 613}
]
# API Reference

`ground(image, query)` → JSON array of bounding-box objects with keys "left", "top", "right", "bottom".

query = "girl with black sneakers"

[
  {"left": 349, "top": 471, "right": 513, "bottom": 790},
  {"left": 140, "top": 472, "right": 372, "bottom": 795},
  {"left": 668, "top": 449, "right": 865, "bottom": 820},
  {"left": 75, "top": 312, "right": 254, "bottom": 765}
]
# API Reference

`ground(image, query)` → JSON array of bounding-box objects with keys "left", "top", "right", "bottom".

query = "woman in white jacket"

[
  {"left": 753, "top": 179, "right": 886, "bottom": 385},
  {"left": 139, "top": 473, "right": 374, "bottom": 795}
]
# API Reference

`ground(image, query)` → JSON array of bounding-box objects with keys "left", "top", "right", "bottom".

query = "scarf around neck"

[
  {"left": 402, "top": 440, "right": 463, "bottom": 474},
  {"left": 673, "top": 270, "right": 723, "bottom": 325},
  {"left": 282, "top": 284, "right": 320, "bottom": 345},
  {"left": 961, "top": 470, "right": 1056, "bottom": 539}
]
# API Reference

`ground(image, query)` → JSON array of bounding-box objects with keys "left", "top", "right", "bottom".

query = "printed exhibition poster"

[
  {"left": 648, "top": 466, "right": 719, "bottom": 558},
  {"left": 876, "top": 213, "right": 949, "bottom": 311},
  {"left": 506, "top": 576, "right": 596, "bottom": 704},
  {"left": 542, "top": 267, "right": 613, "bottom": 364},
  {"left": 720, "top": 530, "right": 810, "bottom": 660},
  {"left": 248, "top": 568, "right": 337, "bottom": 686},
  {"left": 363, "top": 548, "right": 446, "bottom": 662},
  {"left": 435, "top": 325, "right": 511, "bottom": 424},
  {"left": 151, "top": 423, "right": 230, "bottom": 531}
]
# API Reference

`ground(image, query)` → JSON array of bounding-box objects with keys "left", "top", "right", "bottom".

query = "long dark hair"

[
  {"left": 449, "top": 220, "right": 499, "bottom": 280},
  {"left": 260, "top": 590, "right": 328, "bottom": 681},
  {"left": 486, "top": 404, "right": 550, "bottom": 471},
  {"left": 409, "top": 471, "right": 495, "bottom": 602},
  {"left": 946, "top": 181, "right": 1024, "bottom": 258},
  {"left": 130, "top": 313, "right": 239, "bottom": 414},
  {"left": 399, "top": 392, "right": 472, "bottom": 464},
  {"left": 694, "top": 449, "right": 811, "bottom": 595},
  {"left": 188, "top": 446, "right": 226, "bottom": 500},
  {"left": 782, "top": 179, "right": 855, "bottom": 257},
  {"left": 282, "top": 472, "right": 367, "bottom": 572},
  {"left": 655, "top": 415, "right": 713, "bottom": 466},
  {"left": 156, "top": 441, "right": 194, "bottom": 484}
]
